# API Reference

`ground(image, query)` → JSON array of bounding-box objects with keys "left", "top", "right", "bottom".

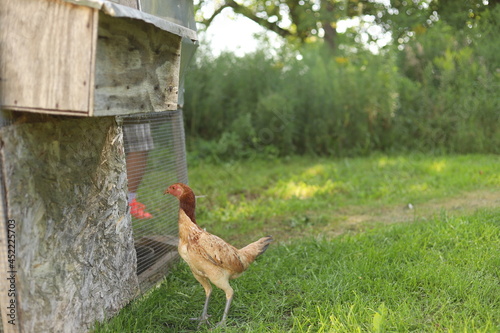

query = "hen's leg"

[
  {"left": 212, "top": 279, "right": 234, "bottom": 328},
  {"left": 216, "top": 294, "right": 233, "bottom": 328},
  {"left": 191, "top": 274, "right": 212, "bottom": 327},
  {"left": 199, "top": 293, "right": 211, "bottom": 322}
]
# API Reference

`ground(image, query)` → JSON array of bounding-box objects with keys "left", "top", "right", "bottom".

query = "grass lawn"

[
  {"left": 94, "top": 154, "right": 500, "bottom": 332},
  {"left": 188, "top": 153, "right": 500, "bottom": 244}
]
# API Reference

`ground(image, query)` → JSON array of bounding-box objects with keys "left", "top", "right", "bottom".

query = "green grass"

[
  {"left": 94, "top": 154, "right": 500, "bottom": 332},
  {"left": 95, "top": 209, "right": 500, "bottom": 332},
  {"left": 188, "top": 153, "right": 500, "bottom": 244}
]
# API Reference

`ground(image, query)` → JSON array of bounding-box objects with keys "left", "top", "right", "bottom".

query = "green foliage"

[
  {"left": 185, "top": 46, "right": 399, "bottom": 159},
  {"left": 184, "top": 7, "right": 500, "bottom": 160},
  {"left": 196, "top": 0, "right": 383, "bottom": 48},
  {"left": 393, "top": 7, "right": 500, "bottom": 153}
]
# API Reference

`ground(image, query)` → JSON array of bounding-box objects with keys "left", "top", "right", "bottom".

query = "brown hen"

[{"left": 165, "top": 183, "right": 273, "bottom": 327}]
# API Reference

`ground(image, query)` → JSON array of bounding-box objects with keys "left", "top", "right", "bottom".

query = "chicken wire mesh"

[{"left": 120, "top": 110, "right": 188, "bottom": 288}]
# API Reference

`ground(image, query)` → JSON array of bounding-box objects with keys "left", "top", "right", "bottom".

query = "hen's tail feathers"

[{"left": 238, "top": 236, "right": 273, "bottom": 267}]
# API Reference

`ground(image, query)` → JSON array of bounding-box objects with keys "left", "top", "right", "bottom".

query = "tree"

[
  {"left": 196, "top": 0, "right": 499, "bottom": 54},
  {"left": 196, "top": 0, "right": 382, "bottom": 53},
  {"left": 376, "top": 0, "right": 499, "bottom": 44}
]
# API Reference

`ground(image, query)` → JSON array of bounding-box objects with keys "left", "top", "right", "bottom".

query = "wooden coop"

[{"left": 0, "top": 0, "right": 197, "bottom": 332}]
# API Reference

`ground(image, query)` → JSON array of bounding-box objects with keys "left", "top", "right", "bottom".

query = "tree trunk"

[
  {"left": 323, "top": 21, "right": 337, "bottom": 52},
  {"left": 321, "top": 0, "right": 338, "bottom": 53}
]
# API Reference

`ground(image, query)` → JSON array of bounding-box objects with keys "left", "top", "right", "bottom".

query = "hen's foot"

[
  {"left": 190, "top": 314, "right": 211, "bottom": 328},
  {"left": 213, "top": 319, "right": 227, "bottom": 329}
]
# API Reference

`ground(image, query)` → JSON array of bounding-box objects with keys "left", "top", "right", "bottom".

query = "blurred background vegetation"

[{"left": 183, "top": 0, "right": 500, "bottom": 161}]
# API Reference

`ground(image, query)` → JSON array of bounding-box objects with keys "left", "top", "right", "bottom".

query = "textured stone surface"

[{"left": 0, "top": 116, "right": 139, "bottom": 332}]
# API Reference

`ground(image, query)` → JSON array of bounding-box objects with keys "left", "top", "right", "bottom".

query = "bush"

[
  {"left": 185, "top": 46, "right": 399, "bottom": 158},
  {"left": 393, "top": 9, "right": 500, "bottom": 154},
  {"left": 184, "top": 9, "right": 500, "bottom": 160}
]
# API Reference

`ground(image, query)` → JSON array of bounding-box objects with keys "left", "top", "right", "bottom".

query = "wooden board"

[
  {"left": 0, "top": 0, "right": 186, "bottom": 117},
  {"left": 0, "top": 0, "right": 97, "bottom": 115},
  {"left": 94, "top": 12, "right": 182, "bottom": 116}
]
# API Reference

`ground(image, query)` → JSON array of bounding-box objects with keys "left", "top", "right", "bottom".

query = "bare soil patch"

[{"left": 321, "top": 189, "right": 500, "bottom": 238}]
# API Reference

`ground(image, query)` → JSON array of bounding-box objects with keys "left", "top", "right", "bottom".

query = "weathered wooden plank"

[
  {"left": 94, "top": 12, "right": 182, "bottom": 116},
  {"left": 0, "top": 0, "right": 97, "bottom": 115}
]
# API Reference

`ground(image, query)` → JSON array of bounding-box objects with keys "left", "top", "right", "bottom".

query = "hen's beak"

[{"left": 164, "top": 188, "right": 170, "bottom": 195}]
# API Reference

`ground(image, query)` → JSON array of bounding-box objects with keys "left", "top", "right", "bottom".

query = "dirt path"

[
  {"left": 233, "top": 190, "right": 500, "bottom": 244},
  {"left": 325, "top": 189, "right": 500, "bottom": 236}
]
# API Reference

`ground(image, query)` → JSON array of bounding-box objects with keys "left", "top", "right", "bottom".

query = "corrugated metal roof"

[{"left": 63, "top": 0, "right": 197, "bottom": 41}]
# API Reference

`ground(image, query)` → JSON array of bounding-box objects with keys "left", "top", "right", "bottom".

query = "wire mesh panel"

[{"left": 120, "top": 110, "right": 188, "bottom": 290}]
